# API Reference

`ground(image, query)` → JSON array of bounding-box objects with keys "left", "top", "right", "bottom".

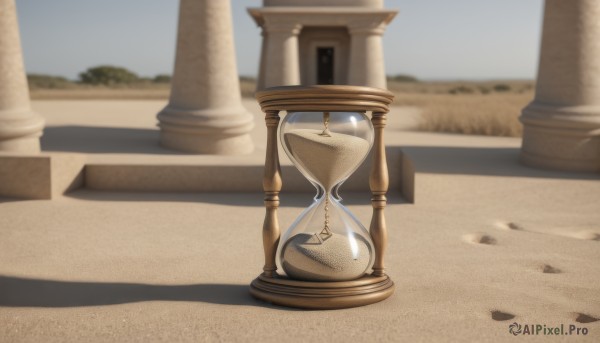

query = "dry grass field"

[
  {"left": 29, "top": 79, "right": 258, "bottom": 100},
  {"left": 388, "top": 80, "right": 533, "bottom": 137},
  {"left": 29, "top": 79, "right": 534, "bottom": 137},
  {"left": 30, "top": 88, "right": 170, "bottom": 100}
]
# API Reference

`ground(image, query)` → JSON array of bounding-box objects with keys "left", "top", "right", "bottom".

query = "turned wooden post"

[
  {"left": 262, "top": 110, "right": 282, "bottom": 277},
  {"left": 370, "top": 111, "right": 389, "bottom": 277}
]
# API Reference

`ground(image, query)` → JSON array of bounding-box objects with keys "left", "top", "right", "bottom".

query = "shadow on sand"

[
  {"left": 41, "top": 126, "right": 177, "bottom": 155},
  {"left": 398, "top": 146, "right": 600, "bottom": 181},
  {"left": 65, "top": 190, "right": 408, "bottom": 207},
  {"left": 0, "top": 275, "right": 284, "bottom": 309}
]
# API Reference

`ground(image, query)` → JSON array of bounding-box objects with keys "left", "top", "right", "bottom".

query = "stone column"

[
  {"left": 256, "top": 30, "right": 269, "bottom": 91},
  {"left": 0, "top": 0, "right": 44, "bottom": 153},
  {"left": 348, "top": 22, "right": 387, "bottom": 89},
  {"left": 520, "top": 0, "right": 600, "bottom": 172},
  {"left": 157, "top": 0, "right": 254, "bottom": 154},
  {"left": 262, "top": 22, "right": 301, "bottom": 88}
]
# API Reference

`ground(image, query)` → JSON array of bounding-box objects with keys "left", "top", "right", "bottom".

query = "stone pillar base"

[
  {"left": 159, "top": 131, "right": 254, "bottom": 155},
  {"left": 157, "top": 106, "right": 254, "bottom": 155},
  {"left": 520, "top": 103, "right": 600, "bottom": 172},
  {"left": 0, "top": 136, "right": 40, "bottom": 153},
  {"left": 0, "top": 110, "right": 44, "bottom": 153}
]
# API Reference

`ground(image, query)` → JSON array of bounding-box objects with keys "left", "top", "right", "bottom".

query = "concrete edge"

[{"left": 0, "top": 153, "right": 86, "bottom": 200}]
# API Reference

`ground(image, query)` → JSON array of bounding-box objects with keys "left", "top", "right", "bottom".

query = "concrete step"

[
  {"left": 84, "top": 147, "right": 408, "bottom": 194},
  {"left": 0, "top": 147, "right": 412, "bottom": 201}
]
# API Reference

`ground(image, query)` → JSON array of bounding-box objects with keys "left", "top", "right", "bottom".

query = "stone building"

[{"left": 248, "top": 0, "right": 397, "bottom": 90}]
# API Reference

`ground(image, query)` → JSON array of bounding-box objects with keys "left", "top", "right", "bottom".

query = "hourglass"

[{"left": 251, "top": 85, "right": 395, "bottom": 309}]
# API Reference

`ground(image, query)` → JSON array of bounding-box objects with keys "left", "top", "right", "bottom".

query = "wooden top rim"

[
  {"left": 256, "top": 85, "right": 395, "bottom": 113},
  {"left": 256, "top": 85, "right": 394, "bottom": 99}
]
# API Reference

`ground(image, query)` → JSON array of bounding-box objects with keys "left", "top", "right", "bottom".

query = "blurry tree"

[
  {"left": 493, "top": 84, "right": 511, "bottom": 92},
  {"left": 27, "top": 74, "right": 72, "bottom": 89},
  {"left": 387, "top": 74, "right": 419, "bottom": 83},
  {"left": 79, "top": 66, "right": 139, "bottom": 85},
  {"left": 153, "top": 74, "right": 172, "bottom": 83},
  {"left": 448, "top": 85, "right": 475, "bottom": 94}
]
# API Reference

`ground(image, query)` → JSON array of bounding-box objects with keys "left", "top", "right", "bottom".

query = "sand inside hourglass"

[{"left": 281, "top": 115, "right": 372, "bottom": 281}]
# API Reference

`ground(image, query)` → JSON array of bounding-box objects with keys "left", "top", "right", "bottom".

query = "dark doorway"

[{"left": 317, "top": 47, "right": 334, "bottom": 84}]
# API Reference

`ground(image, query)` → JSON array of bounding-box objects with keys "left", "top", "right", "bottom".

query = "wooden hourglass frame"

[{"left": 250, "top": 85, "right": 395, "bottom": 309}]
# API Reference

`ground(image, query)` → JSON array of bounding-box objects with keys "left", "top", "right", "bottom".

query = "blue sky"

[{"left": 16, "top": 0, "right": 543, "bottom": 81}]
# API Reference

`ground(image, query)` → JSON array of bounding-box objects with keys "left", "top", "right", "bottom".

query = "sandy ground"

[{"left": 0, "top": 100, "right": 599, "bottom": 342}]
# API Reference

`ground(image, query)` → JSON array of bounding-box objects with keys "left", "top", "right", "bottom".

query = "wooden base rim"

[{"left": 250, "top": 274, "right": 395, "bottom": 310}]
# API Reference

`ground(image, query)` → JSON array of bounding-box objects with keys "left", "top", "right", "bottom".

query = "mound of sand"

[{"left": 281, "top": 232, "right": 371, "bottom": 281}]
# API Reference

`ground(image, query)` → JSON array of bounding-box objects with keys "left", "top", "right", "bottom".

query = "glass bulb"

[{"left": 278, "top": 111, "right": 374, "bottom": 281}]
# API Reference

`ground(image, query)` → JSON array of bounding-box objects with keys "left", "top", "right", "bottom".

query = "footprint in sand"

[
  {"left": 495, "top": 221, "right": 599, "bottom": 242},
  {"left": 572, "top": 313, "right": 599, "bottom": 323},
  {"left": 540, "top": 264, "right": 561, "bottom": 274},
  {"left": 494, "top": 221, "right": 523, "bottom": 231},
  {"left": 491, "top": 310, "right": 516, "bottom": 321},
  {"left": 569, "top": 230, "right": 600, "bottom": 241},
  {"left": 464, "top": 233, "right": 497, "bottom": 245}
]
